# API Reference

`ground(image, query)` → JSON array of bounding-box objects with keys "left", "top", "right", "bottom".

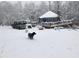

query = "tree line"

[{"left": 0, "top": 1, "right": 79, "bottom": 26}]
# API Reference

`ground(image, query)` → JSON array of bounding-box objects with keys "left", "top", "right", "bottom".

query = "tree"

[
  {"left": 61, "top": 1, "right": 79, "bottom": 20},
  {"left": 23, "top": 2, "right": 36, "bottom": 20},
  {"left": 0, "top": 1, "right": 16, "bottom": 25},
  {"left": 38, "top": 1, "right": 49, "bottom": 15},
  {"left": 13, "top": 1, "right": 23, "bottom": 20}
]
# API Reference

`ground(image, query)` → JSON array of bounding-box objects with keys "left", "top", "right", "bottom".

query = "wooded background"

[{"left": 0, "top": 1, "right": 79, "bottom": 26}]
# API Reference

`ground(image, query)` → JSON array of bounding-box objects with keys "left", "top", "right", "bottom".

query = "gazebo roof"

[{"left": 39, "top": 11, "right": 58, "bottom": 18}]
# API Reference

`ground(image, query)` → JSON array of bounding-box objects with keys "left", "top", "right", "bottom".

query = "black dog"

[{"left": 28, "top": 32, "right": 36, "bottom": 39}]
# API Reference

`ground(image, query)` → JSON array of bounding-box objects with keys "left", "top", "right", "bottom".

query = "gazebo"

[
  {"left": 39, "top": 11, "right": 60, "bottom": 28},
  {"left": 39, "top": 11, "right": 73, "bottom": 28},
  {"left": 39, "top": 11, "right": 60, "bottom": 22}
]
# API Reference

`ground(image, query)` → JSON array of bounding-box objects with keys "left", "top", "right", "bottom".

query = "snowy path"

[{"left": 0, "top": 26, "right": 79, "bottom": 58}]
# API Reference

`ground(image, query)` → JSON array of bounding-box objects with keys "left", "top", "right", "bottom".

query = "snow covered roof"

[{"left": 39, "top": 11, "right": 58, "bottom": 18}]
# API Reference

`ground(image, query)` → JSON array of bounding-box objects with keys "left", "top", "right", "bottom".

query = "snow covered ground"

[{"left": 0, "top": 26, "right": 79, "bottom": 58}]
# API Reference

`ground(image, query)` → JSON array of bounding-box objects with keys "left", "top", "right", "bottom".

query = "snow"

[
  {"left": 40, "top": 11, "right": 58, "bottom": 18},
  {"left": 0, "top": 26, "right": 79, "bottom": 58}
]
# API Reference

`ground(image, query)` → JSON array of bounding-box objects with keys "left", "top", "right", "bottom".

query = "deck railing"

[{"left": 41, "top": 20, "right": 73, "bottom": 27}]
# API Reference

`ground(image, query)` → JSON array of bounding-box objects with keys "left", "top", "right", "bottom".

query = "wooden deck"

[{"left": 41, "top": 20, "right": 73, "bottom": 27}]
